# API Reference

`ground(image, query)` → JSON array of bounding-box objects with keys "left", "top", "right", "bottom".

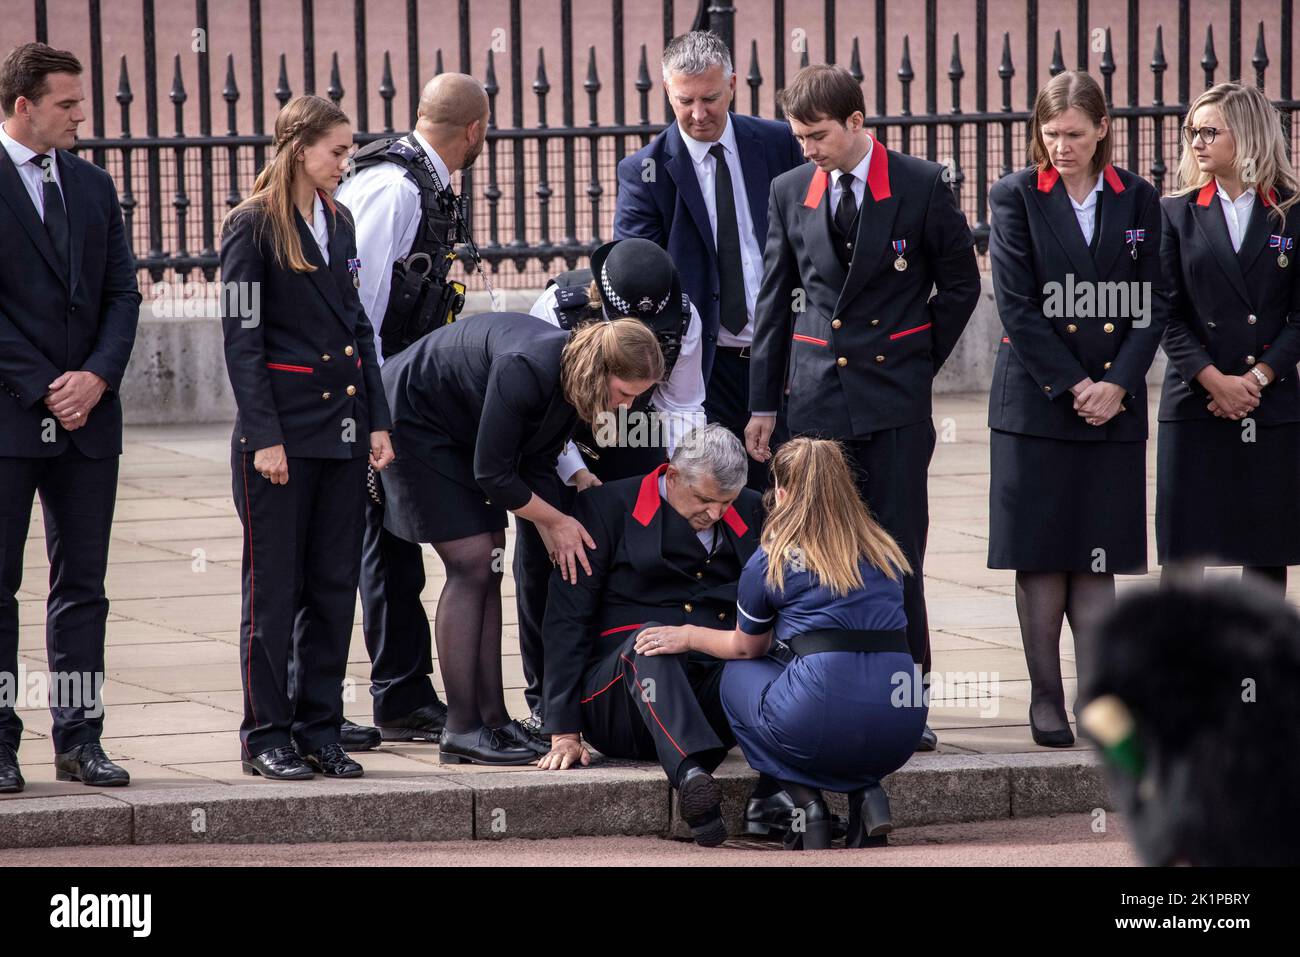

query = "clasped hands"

[
  {"left": 1199, "top": 365, "right": 1269, "bottom": 420},
  {"left": 45, "top": 370, "right": 108, "bottom": 431},
  {"left": 1071, "top": 378, "right": 1127, "bottom": 426}
]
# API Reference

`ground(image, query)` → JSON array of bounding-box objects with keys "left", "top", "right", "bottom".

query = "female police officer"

[
  {"left": 376, "top": 313, "right": 664, "bottom": 764},
  {"left": 1158, "top": 82, "right": 1300, "bottom": 594},
  {"left": 987, "top": 72, "right": 1167, "bottom": 748},
  {"left": 221, "top": 95, "right": 394, "bottom": 780}
]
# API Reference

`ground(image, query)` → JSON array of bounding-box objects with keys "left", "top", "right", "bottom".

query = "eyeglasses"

[{"left": 1183, "top": 125, "right": 1231, "bottom": 145}]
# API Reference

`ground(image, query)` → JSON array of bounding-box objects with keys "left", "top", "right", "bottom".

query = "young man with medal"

[{"left": 746, "top": 64, "right": 980, "bottom": 750}]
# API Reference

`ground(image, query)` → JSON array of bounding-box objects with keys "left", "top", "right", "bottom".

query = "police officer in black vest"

[
  {"left": 333, "top": 73, "right": 488, "bottom": 750},
  {"left": 514, "top": 240, "right": 708, "bottom": 735},
  {"left": 537, "top": 424, "right": 762, "bottom": 847}
]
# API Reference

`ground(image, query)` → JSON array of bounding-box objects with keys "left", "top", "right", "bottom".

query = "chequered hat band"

[{"left": 601, "top": 261, "right": 671, "bottom": 317}]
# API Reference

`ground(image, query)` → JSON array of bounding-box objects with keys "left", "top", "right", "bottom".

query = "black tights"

[
  {"left": 1014, "top": 571, "right": 1116, "bottom": 734},
  {"left": 431, "top": 530, "right": 509, "bottom": 734},
  {"left": 1161, "top": 563, "right": 1288, "bottom": 597}
]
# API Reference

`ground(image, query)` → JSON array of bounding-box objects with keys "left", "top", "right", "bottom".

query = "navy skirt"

[
  {"left": 720, "top": 650, "right": 926, "bottom": 793},
  {"left": 989, "top": 429, "right": 1147, "bottom": 573},
  {"left": 1156, "top": 418, "right": 1300, "bottom": 566},
  {"left": 379, "top": 445, "right": 507, "bottom": 544}
]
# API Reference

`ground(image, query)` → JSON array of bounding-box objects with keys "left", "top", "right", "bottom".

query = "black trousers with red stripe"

[
  {"left": 578, "top": 625, "right": 734, "bottom": 783},
  {"left": 232, "top": 451, "right": 366, "bottom": 759}
]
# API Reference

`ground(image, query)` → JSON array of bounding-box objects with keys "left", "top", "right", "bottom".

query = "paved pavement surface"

[
  {"left": 5, "top": 392, "right": 1275, "bottom": 842},
  {"left": 0, "top": 811, "right": 1135, "bottom": 865}
]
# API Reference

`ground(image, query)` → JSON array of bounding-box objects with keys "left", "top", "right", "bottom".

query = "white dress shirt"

[
  {"left": 659, "top": 473, "right": 718, "bottom": 551},
  {"left": 1067, "top": 172, "right": 1104, "bottom": 245},
  {"left": 304, "top": 192, "right": 329, "bottom": 263},
  {"left": 678, "top": 115, "right": 763, "bottom": 346},
  {"left": 531, "top": 285, "right": 708, "bottom": 482},
  {"left": 1217, "top": 180, "right": 1257, "bottom": 253},
  {"left": 0, "top": 120, "right": 65, "bottom": 219},
  {"left": 829, "top": 139, "right": 871, "bottom": 219},
  {"left": 333, "top": 128, "right": 453, "bottom": 363}
]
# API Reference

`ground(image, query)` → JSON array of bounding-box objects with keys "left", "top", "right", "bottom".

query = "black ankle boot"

[
  {"left": 779, "top": 786, "right": 831, "bottom": 851},
  {"left": 846, "top": 783, "right": 893, "bottom": 847}
]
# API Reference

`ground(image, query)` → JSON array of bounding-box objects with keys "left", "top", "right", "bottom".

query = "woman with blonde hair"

[
  {"left": 1158, "top": 82, "right": 1300, "bottom": 593},
  {"left": 376, "top": 312, "right": 663, "bottom": 763},
  {"left": 986, "top": 70, "right": 1167, "bottom": 748},
  {"left": 636, "top": 437, "right": 926, "bottom": 850},
  {"left": 221, "top": 95, "right": 395, "bottom": 779}
]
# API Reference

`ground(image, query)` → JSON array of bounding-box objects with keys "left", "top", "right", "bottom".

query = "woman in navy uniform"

[
  {"left": 1158, "top": 82, "right": 1300, "bottom": 592},
  {"left": 637, "top": 437, "right": 925, "bottom": 851},
  {"left": 220, "top": 95, "right": 395, "bottom": 780},
  {"left": 987, "top": 72, "right": 1167, "bottom": 748},
  {"left": 377, "top": 313, "right": 664, "bottom": 764}
]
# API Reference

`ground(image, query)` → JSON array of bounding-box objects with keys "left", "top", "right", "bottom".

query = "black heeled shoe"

[
  {"left": 781, "top": 792, "right": 832, "bottom": 851},
  {"left": 1029, "top": 713, "right": 1075, "bottom": 748},
  {"left": 846, "top": 783, "right": 893, "bottom": 848},
  {"left": 438, "top": 726, "right": 536, "bottom": 765}
]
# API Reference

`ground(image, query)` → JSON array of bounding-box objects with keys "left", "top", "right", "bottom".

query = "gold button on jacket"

[
  {"left": 346, "top": 385, "right": 357, "bottom": 396},
  {"left": 344, "top": 345, "right": 355, "bottom": 356}
]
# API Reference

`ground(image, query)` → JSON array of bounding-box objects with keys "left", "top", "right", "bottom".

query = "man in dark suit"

[
  {"left": 614, "top": 30, "right": 804, "bottom": 489},
  {"left": 536, "top": 424, "right": 761, "bottom": 846},
  {"left": 0, "top": 43, "right": 141, "bottom": 791},
  {"left": 747, "top": 65, "right": 981, "bottom": 750}
]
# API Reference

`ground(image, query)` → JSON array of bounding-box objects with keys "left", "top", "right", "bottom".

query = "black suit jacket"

[
  {"left": 380, "top": 312, "right": 577, "bottom": 510},
  {"left": 1159, "top": 183, "right": 1300, "bottom": 423},
  {"left": 219, "top": 193, "right": 392, "bottom": 458},
  {"left": 614, "top": 114, "right": 806, "bottom": 377},
  {"left": 750, "top": 136, "right": 981, "bottom": 439},
  {"left": 0, "top": 146, "right": 141, "bottom": 458},
  {"left": 541, "top": 464, "right": 763, "bottom": 734},
  {"left": 987, "top": 164, "right": 1169, "bottom": 441}
]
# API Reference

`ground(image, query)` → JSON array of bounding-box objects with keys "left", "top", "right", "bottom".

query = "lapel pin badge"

[
  {"left": 1125, "top": 228, "right": 1146, "bottom": 260},
  {"left": 347, "top": 257, "right": 362, "bottom": 288},
  {"left": 892, "top": 239, "right": 908, "bottom": 271},
  {"left": 1270, "top": 235, "right": 1293, "bottom": 268}
]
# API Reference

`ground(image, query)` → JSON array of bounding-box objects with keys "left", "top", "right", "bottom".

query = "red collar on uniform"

[
  {"left": 1036, "top": 163, "right": 1125, "bottom": 194},
  {"left": 631, "top": 463, "right": 750, "bottom": 536},
  {"left": 802, "top": 134, "right": 891, "bottom": 208},
  {"left": 1196, "top": 178, "right": 1279, "bottom": 207}
]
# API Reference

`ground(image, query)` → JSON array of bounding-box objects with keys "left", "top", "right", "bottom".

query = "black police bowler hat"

[{"left": 589, "top": 238, "right": 682, "bottom": 320}]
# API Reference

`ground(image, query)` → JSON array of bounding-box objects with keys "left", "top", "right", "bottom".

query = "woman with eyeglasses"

[
  {"left": 986, "top": 72, "right": 1167, "bottom": 748},
  {"left": 1158, "top": 82, "right": 1300, "bottom": 594}
]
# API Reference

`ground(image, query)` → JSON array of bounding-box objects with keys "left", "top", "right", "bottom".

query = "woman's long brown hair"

[
  {"left": 560, "top": 318, "right": 664, "bottom": 424},
  {"left": 223, "top": 94, "right": 350, "bottom": 272},
  {"left": 762, "top": 437, "right": 911, "bottom": 595}
]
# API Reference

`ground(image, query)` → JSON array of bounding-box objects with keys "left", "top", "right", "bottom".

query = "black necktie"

[
  {"left": 30, "top": 154, "right": 70, "bottom": 278},
  {"left": 835, "top": 172, "right": 858, "bottom": 239},
  {"left": 709, "top": 143, "right": 748, "bottom": 336}
]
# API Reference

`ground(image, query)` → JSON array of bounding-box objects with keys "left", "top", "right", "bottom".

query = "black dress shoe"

[
  {"left": 493, "top": 718, "right": 549, "bottom": 757},
  {"left": 339, "top": 719, "right": 382, "bottom": 752},
  {"left": 242, "top": 746, "right": 315, "bottom": 780},
  {"left": 438, "top": 726, "right": 536, "bottom": 765},
  {"left": 676, "top": 767, "right": 727, "bottom": 847},
  {"left": 378, "top": 702, "right": 449, "bottom": 742},
  {"left": 53, "top": 742, "right": 130, "bottom": 787},
  {"left": 1029, "top": 714, "right": 1076, "bottom": 748},
  {"left": 914, "top": 725, "right": 939, "bottom": 752},
  {"left": 781, "top": 793, "right": 832, "bottom": 851},
  {"left": 518, "top": 710, "right": 545, "bottom": 738},
  {"left": 301, "top": 743, "right": 364, "bottom": 778},
  {"left": 0, "top": 743, "right": 24, "bottom": 794},
  {"left": 846, "top": 783, "right": 893, "bottom": 848}
]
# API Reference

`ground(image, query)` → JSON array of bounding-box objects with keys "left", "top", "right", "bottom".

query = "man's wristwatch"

[{"left": 1250, "top": 366, "right": 1270, "bottom": 388}]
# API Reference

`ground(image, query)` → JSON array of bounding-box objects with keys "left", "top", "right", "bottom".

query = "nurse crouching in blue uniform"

[{"left": 635, "top": 437, "right": 926, "bottom": 850}]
